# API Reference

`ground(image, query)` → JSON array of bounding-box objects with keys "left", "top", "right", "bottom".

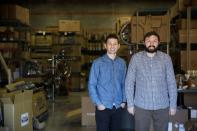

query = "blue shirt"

[
  {"left": 125, "top": 51, "right": 177, "bottom": 110},
  {"left": 88, "top": 54, "right": 127, "bottom": 109}
]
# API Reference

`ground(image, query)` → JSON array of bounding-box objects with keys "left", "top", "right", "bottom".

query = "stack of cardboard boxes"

[
  {"left": 0, "top": 4, "right": 30, "bottom": 25},
  {"left": 0, "top": 89, "right": 33, "bottom": 131},
  {"left": 131, "top": 14, "right": 169, "bottom": 44}
]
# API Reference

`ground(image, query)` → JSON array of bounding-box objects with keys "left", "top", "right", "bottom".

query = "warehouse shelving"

[
  {"left": 30, "top": 29, "right": 84, "bottom": 98},
  {"left": 128, "top": 9, "right": 171, "bottom": 55},
  {"left": 170, "top": 1, "right": 197, "bottom": 71},
  {"left": 81, "top": 33, "right": 106, "bottom": 73},
  {"left": 0, "top": 20, "right": 31, "bottom": 85}
]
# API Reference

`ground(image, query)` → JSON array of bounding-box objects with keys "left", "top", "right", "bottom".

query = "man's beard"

[{"left": 145, "top": 45, "right": 158, "bottom": 53}]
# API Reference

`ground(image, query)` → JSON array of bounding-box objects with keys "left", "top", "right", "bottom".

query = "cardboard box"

[
  {"left": 131, "top": 15, "right": 169, "bottom": 43},
  {"left": 178, "top": 29, "right": 197, "bottom": 43},
  {"left": 177, "top": 0, "right": 186, "bottom": 11},
  {"left": 35, "top": 35, "right": 53, "bottom": 45},
  {"left": 170, "top": 3, "right": 178, "bottom": 19},
  {"left": 5, "top": 81, "right": 26, "bottom": 92},
  {"left": 180, "top": 51, "right": 197, "bottom": 71},
  {"left": 59, "top": 20, "right": 80, "bottom": 32},
  {"left": 81, "top": 96, "right": 96, "bottom": 126},
  {"left": 46, "top": 26, "right": 58, "bottom": 33},
  {"left": 32, "top": 90, "right": 47, "bottom": 118},
  {"left": 0, "top": 5, "right": 29, "bottom": 25},
  {"left": 0, "top": 88, "right": 7, "bottom": 97},
  {"left": 8, "top": 5, "right": 23, "bottom": 22},
  {"left": 30, "top": 52, "right": 52, "bottom": 59},
  {"left": 24, "top": 8, "right": 30, "bottom": 25},
  {"left": 1, "top": 90, "right": 33, "bottom": 131},
  {"left": 176, "top": 19, "right": 197, "bottom": 29}
]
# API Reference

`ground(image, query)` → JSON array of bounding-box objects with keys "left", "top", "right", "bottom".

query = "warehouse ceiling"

[{"left": 0, "top": 0, "right": 176, "bottom": 5}]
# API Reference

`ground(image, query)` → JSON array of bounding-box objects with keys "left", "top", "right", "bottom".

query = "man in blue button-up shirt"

[
  {"left": 125, "top": 31, "right": 177, "bottom": 131},
  {"left": 88, "top": 33, "right": 127, "bottom": 131}
]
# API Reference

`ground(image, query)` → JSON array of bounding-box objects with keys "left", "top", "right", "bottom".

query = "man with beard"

[{"left": 125, "top": 31, "right": 177, "bottom": 131}]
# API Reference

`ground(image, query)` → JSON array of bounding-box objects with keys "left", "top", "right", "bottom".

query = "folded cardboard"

[
  {"left": 5, "top": 81, "right": 25, "bottom": 92},
  {"left": 32, "top": 90, "right": 48, "bottom": 118},
  {"left": 1, "top": 90, "right": 33, "bottom": 131}
]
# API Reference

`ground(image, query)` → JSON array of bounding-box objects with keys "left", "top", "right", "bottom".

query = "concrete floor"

[{"left": 36, "top": 91, "right": 96, "bottom": 131}]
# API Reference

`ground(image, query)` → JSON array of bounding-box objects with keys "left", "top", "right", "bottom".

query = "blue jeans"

[{"left": 95, "top": 106, "right": 123, "bottom": 131}]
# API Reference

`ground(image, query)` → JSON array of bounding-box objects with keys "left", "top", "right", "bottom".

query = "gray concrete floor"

[{"left": 36, "top": 91, "right": 96, "bottom": 131}]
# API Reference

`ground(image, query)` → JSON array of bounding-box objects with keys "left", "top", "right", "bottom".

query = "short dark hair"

[
  {"left": 143, "top": 31, "right": 160, "bottom": 42},
  {"left": 105, "top": 33, "right": 119, "bottom": 43}
]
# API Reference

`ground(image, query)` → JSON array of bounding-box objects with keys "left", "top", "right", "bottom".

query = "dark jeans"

[
  {"left": 95, "top": 106, "right": 122, "bottom": 131},
  {"left": 135, "top": 106, "right": 169, "bottom": 131}
]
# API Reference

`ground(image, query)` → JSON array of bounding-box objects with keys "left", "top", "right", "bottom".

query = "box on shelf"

[
  {"left": 177, "top": 0, "right": 187, "bottom": 11},
  {"left": 34, "top": 35, "right": 53, "bottom": 45},
  {"left": 131, "top": 14, "right": 169, "bottom": 43},
  {"left": 8, "top": 5, "right": 22, "bottom": 21},
  {"left": 0, "top": 90, "right": 33, "bottom": 131},
  {"left": 81, "top": 96, "right": 96, "bottom": 126},
  {"left": 178, "top": 29, "right": 197, "bottom": 43},
  {"left": 46, "top": 26, "right": 58, "bottom": 33},
  {"left": 170, "top": 2, "right": 178, "bottom": 19},
  {"left": 176, "top": 19, "right": 197, "bottom": 29},
  {"left": 0, "top": 5, "right": 29, "bottom": 25},
  {"left": 180, "top": 50, "right": 197, "bottom": 71},
  {"left": 24, "top": 8, "right": 30, "bottom": 25},
  {"left": 30, "top": 53, "right": 52, "bottom": 59},
  {"left": 59, "top": 20, "right": 80, "bottom": 32}
]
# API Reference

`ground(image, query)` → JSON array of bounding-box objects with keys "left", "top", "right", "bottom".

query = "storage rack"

[
  {"left": 130, "top": 9, "right": 171, "bottom": 54},
  {"left": 170, "top": 1, "right": 197, "bottom": 71}
]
